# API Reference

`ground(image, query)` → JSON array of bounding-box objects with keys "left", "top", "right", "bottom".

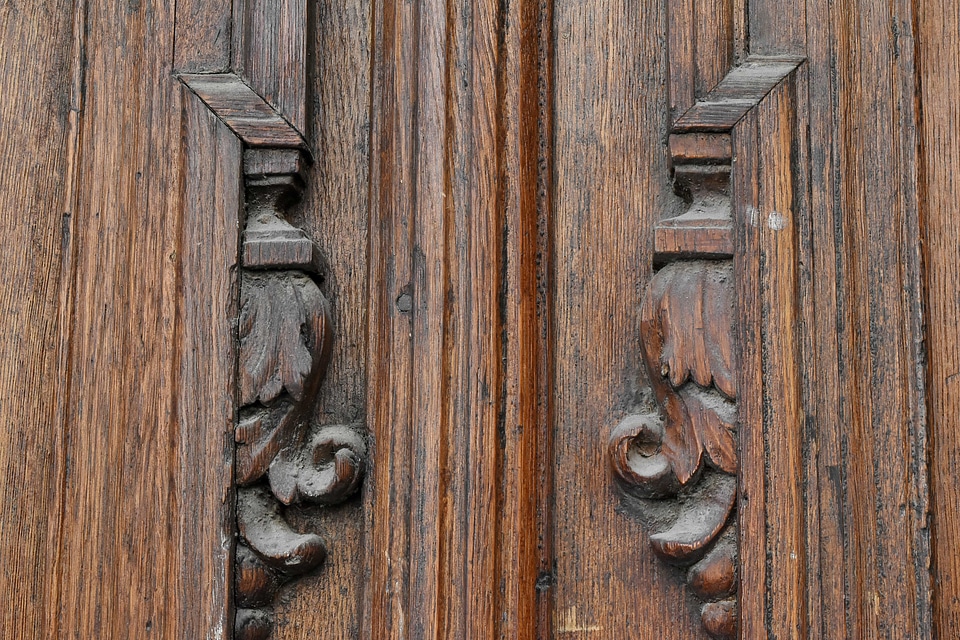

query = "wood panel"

[
  {"left": 56, "top": 0, "right": 184, "bottom": 632},
  {"left": 917, "top": 0, "right": 960, "bottom": 634},
  {"left": 233, "top": 0, "right": 310, "bottom": 135},
  {"left": 54, "top": 1, "right": 241, "bottom": 637},
  {"left": 792, "top": 0, "right": 934, "bottom": 634},
  {"left": 177, "top": 89, "right": 242, "bottom": 639},
  {"left": 732, "top": 72, "right": 808, "bottom": 638},
  {"left": 363, "top": 0, "right": 553, "bottom": 636},
  {"left": 551, "top": 0, "right": 704, "bottom": 637},
  {"left": 0, "top": 1, "right": 79, "bottom": 636}
]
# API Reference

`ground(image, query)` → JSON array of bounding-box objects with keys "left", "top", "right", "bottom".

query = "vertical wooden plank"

[
  {"left": 172, "top": 0, "right": 232, "bottom": 72},
  {"left": 177, "top": 87, "right": 242, "bottom": 640},
  {"left": 917, "top": 0, "right": 960, "bottom": 634},
  {"left": 694, "top": 0, "right": 735, "bottom": 96},
  {"left": 757, "top": 78, "right": 807, "bottom": 639},
  {"left": 732, "top": 108, "right": 765, "bottom": 640},
  {"left": 270, "top": 0, "right": 372, "bottom": 636},
  {"left": 364, "top": 0, "right": 552, "bottom": 637},
  {"left": 0, "top": 1, "right": 78, "bottom": 637},
  {"left": 498, "top": 0, "right": 555, "bottom": 635},
  {"left": 750, "top": 0, "right": 806, "bottom": 55},
  {"left": 801, "top": 0, "right": 852, "bottom": 635},
  {"left": 792, "top": 0, "right": 933, "bottom": 634},
  {"left": 552, "top": 0, "right": 704, "bottom": 637},
  {"left": 55, "top": 0, "right": 240, "bottom": 637},
  {"left": 668, "top": 0, "right": 696, "bottom": 120},
  {"left": 57, "top": 1, "right": 182, "bottom": 635}
]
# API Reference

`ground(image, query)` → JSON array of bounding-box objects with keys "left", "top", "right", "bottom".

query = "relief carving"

[
  {"left": 234, "top": 148, "right": 366, "bottom": 640},
  {"left": 610, "top": 144, "right": 738, "bottom": 639}
]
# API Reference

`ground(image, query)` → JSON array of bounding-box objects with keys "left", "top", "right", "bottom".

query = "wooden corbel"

[
  {"left": 233, "top": 146, "right": 366, "bottom": 640},
  {"left": 608, "top": 2, "right": 806, "bottom": 637},
  {"left": 180, "top": 31, "right": 367, "bottom": 640}
]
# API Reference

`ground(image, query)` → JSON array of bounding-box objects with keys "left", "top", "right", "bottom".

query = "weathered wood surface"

[
  {"left": 177, "top": 88, "right": 243, "bottom": 639},
  {"left": 267, "top": 1, "right": 372, "bottom": 637},
  {"left": 364, "top": 0, "right": 554, "bottom": 637},
  {"left": 918, "top": 0, "right": 960, "bottom": 635},
  {"left": 1, "top": 0, "right": 957, "bottom": 637},
  {"left": 0, "top": 1, "right": 78, "bottom": 637},
  {"left": 787, "top": 0, "right": 933, "bottom": 635},
  {"left": 551, "top": 0, "right": 707, "bottom": 637}
]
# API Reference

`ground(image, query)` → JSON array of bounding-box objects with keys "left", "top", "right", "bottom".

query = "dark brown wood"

[
  {"left": 180, "top": 74, "right": 308, "bottom": 150},
  {"left": 732, "top": 71, "right": 807, "bottom": 638},
  {"left": 667, "top": 0, "right": 746, "bottom": 122},
  {"left": 177, "top": 87, "right": 244, "bottom": 639},
  {"left": 919, "top": 1, "right": 960, "bottom": 635},
  {"left": 232, "top": 0, "right": 310, "bottom": 135},
  {"left": 230, "top": 98, "right": 367, "bottom": 640},
  {"left": 268, "top": 1, "right": 373, "bottom": 636},
  {"left": 551, "top": 0, "right": 706, "bottom": 637},
  {"left": 173, "top": 0, "right": 233, "bottom": 72},
  {"left": 0, "top": 1, "right": 78, "bottom": 637},
  {"left": 363, "top": 0, "right": 553, "bottom": 637},
  {"left": 791, "top": 0, "right": 933, "bottom": 635},
  {"left": 2, "top": 0, "right": 955, "bottom": 637}
]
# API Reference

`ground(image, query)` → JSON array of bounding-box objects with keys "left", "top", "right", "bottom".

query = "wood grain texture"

[
  {"left": 668, "top": 0, "right": 743, "bottom": 122},
  {"left": 173, "top": 0, "right": 232, "bottom": 72},
  {"left": 52, "top": 2, "right": 244, "bottom": 637},
  {"left": 268, "top": 0, "right": 372, "bottom": 636},
  {"left": 177, "top": 88, "right": 242, "bottom": 639},
  {"left": 732, "top": 74, "right": 808, "bottom": 638},
  {"left": 917, "top": 0, "right": 960, "bottom": 634},
  {"left": 551, "top": 0, "right": 705, "bottom": 637},
  {"left": 180, "top": 74, "right": 308, "bottom": 150},
  {"left": 0, "top": 1, "right": 78, "bottom": 636},
  {"left": 56, "top": 0, "right": 189, "bottom": 634},
  {"left": 795, "top": 0, "right": 934, "bottom": 634},
  {"left": 363, "top": 0, "right": 553, "bottom": 637}
]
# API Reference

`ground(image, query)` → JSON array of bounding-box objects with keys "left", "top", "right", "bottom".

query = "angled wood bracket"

[{"left": 609, "top": 2, "right": 806, "bottom": 637}]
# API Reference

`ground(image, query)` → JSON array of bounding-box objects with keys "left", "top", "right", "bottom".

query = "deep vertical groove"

[{"left": 50, "top": 0, "right": 89, "bottom": 636}]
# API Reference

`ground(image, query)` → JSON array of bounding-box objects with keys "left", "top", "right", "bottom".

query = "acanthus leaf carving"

[
  {"left": 610, "top": 136, "right": 739, "bottom": 638},
  {"left": 233, "top": 147, "right": 367, "bottom": 639}
]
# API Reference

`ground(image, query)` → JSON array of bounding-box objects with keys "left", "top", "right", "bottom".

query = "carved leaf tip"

[
  {"left": 237, "top": 485, "right": 327, "bottom": 574},
  {"left": 239, "top": 272, "right": 332, "bottom": 407}
]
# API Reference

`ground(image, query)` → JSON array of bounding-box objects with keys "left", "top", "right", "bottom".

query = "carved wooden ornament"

[
  {"left": 607, "top": 12, "right": 804, "bottom": 632},
  {"left": 180, "top": 72, "right": 368, "bottom": 640},
  {"left": 610, "top": 162, "right": 739, "bottom": 640},
  {"left": 233, "top": 148, "right": 367, "bottom": 640}
]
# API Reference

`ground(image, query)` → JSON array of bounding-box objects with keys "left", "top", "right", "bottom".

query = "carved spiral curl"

[{"left": 610, "top": 261, "right": 739, "bottom": 639}]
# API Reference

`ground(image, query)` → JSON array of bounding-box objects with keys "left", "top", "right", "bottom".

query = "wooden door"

[{"left": 2, "top": 0, "right": 959, "bottom": 638}]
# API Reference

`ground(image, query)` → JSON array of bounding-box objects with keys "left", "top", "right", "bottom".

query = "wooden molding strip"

[
  {"left": 178, "top": 7, "right": 362, "bottom": 640},
  {"left": 180, "top": 73, "right": 309, "bottom": 151}
]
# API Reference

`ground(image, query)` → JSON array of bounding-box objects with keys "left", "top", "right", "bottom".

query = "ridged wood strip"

[
  {"left": 177, "top": 87, "right": 242, "bottom": 640},
  {"left": 794, "top": 0, "right": 933, "bottom": 634},
  {"left": 363, "top": 0, "right": 552, "bottom": 636},
  {"left": 918, "top": 0, "right": 960, "bottom": 634}
]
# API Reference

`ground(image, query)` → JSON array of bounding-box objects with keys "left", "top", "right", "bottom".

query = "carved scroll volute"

[
  {"left": 234, "top": 148, "right": 367, "bottom": 640},
  {"left": 610, "top": 141, "right": 739, "bottom": 638},
  {"left": 609, "top": 56, "right": 803, "bottom": 638}
]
